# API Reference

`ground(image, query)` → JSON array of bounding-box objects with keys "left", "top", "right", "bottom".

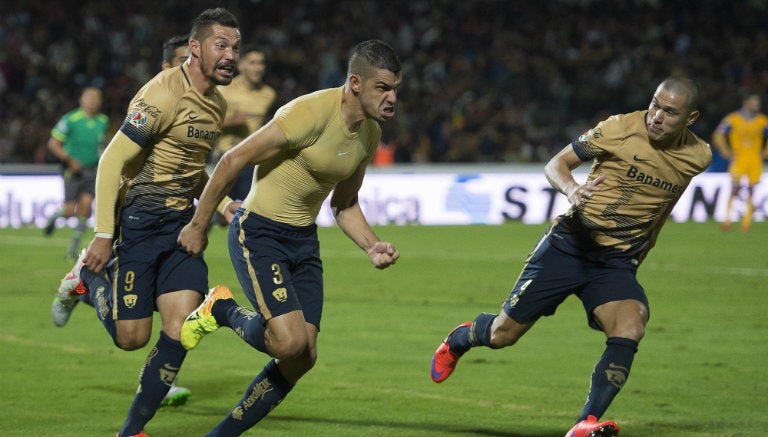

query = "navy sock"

[
  {"left": 120, "top": 331, "right": 187, "bottom": 436},
  {"left": 206, "top": 359, "right": 293, "bottom": 436},
  {"left": 213, "top": 299, "right": 268, "bottom": 353},
  {"left": 447, "top": 312, "right": 496, "bottom": 355},
  {"left": 81, "top": 266, "right": 118, "bottom": 342},
  {"left": 578, "top": 337, "right": 638, "bottom": 421}
]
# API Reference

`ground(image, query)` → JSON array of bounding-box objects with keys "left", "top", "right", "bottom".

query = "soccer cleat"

[
  {"left": 159, "top": 382, "right": 191, "bottom": 408},
  {"left": 565, "top": 415, "right": 620, "bottom": 437},
  {"left": 57, "top": 248, "right": 87, "bottom": 301},
  {"left": 52, "top": 249, "right": 87, "bottom": 326},
  {"left": 430, "top": 322, "right": 471, "bottom": 383},
  {"left": 116, "top": 432, "right": 150, "bottom": 437},
  {"left": 51, "top": 296, "right": 79, "bottom": 327},
  {"left": 181, "top": 285, "right": 234, "bottom": 350}
]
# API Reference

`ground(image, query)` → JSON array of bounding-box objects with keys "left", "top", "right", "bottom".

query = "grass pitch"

[{"left": 1, "top": 221, "right": 766, "bottom": 436}]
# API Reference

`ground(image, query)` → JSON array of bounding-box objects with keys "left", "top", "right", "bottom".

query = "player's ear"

[
  {"left": 189, "top": 39, "right": 201, "bottom": 59},
  {"left": 349, "top": 74, "right": 362, "bottom": 94},
  {"left": 686, "top": 109, "right": 700, "bottom": 126}
]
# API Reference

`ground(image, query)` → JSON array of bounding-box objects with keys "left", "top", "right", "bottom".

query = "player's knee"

[
  {"left": 489, "top": 329, "right": 520, "bottom": 348},
  {"left": 488, "top": 315, "right": 530, "bottom": 348},
  {"left": 114, "top": 331, "right": 151, "bottom": 351},
  {"left": 269, "top": 336, "right": 309, "bottom": 361},
  {"left": 622, "top": 324, "right": 646, "bottom": 342}
]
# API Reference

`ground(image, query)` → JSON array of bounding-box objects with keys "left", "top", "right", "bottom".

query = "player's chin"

[{"left": 213, "top": 74, "right": 234, "bottom": 86}]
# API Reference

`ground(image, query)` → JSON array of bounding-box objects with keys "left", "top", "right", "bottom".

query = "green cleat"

[
  {"left": 51, "top": 296, "right": 79, "bottom": 327},
  {"left": 159, "top": 382, "right": 191, "bottom": 408},
  {"left": 181, "top": 285, "right": 234, "bottom": 350}
]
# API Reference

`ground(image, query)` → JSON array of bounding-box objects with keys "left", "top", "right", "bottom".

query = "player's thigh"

[
  {"left": 113, "top": 210, "right": 175, "bottom": 321},
  {"left": 228, "top": 211, "right": 318, "bottom": 324},
  {"left": 745, "top": 160, "right": 762, "bottom": 186},
  {"left": 229, "top": 233, "right": 302, "bottom": 322},
  {"left": 502, "top": 234, "right": 585, "bottom": 325},
  {"left": 579, "top": 267, "right": 649, "bottom": 333}
]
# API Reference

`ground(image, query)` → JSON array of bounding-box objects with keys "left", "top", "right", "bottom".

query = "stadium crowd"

[{"left": 1, "top": 0, "right": 766, "bottom": 165}]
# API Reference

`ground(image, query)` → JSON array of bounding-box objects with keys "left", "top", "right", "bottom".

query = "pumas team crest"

[{"left": 128, "top": 110, "right": 147, "bottom": 127}]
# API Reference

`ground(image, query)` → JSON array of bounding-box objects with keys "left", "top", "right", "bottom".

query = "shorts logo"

[
  {"left": 272, "top": 287, "right": 288, "bottom": 303},
  {"left": 123, "top": 294, "right": 138, "bottom": 308},
  {"left": 128, "top": 110, "right": 147, "bottom": 127}
]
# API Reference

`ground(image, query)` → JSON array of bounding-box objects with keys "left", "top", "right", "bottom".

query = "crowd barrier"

[{"left": 1, "top": 164, "right": 764, "bottom": 228}]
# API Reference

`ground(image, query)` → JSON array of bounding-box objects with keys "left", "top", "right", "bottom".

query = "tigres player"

[
  {"left": 712, "top": 92, "right": 768, "bottom": 232},
  {"left": 55, "top": 8, "right": 240, "bottom": 437},
  {"left": 176, "top": 39, "right": 401, "bottom": 436},
  {"left": 431, "top": 77, "right": 712, "bottom": 437}
]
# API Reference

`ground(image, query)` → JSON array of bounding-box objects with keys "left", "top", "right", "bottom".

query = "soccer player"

[
  {"left": 44, "top": 86, "right": 109, "bottom": 260},
  {"left": 215, "top": 45, "right": 277, "bottom": 207},
  {"left": 55, "top": 8, "right": 241, "bottom": 437},
  {"left": 51, "top": 31, "right": 197, "bottom": 409},
  {"left": 711, "top": 92, "right": 768, "bottom": 232},
  {"left": 430, "top": 77, "right": 712, "bottom": 437},
  {"left": 176, "top": 39, "right": 401, "bottom": 436},
  {"left": 161, "top": 34, "right": 190, "bottom": 70}
]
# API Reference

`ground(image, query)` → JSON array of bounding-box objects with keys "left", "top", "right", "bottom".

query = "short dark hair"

[
  {"left": 347, "top": 39, "right": 401, "bottom": 78},
  {"left": 162, "top": 34, "right": 188, "bottom": 64},
  {"left": 190, "top": 8, "right": 239, "bottom": 42},
  {"left": 240, "top": 44, "right": 264, "bottom": 59},
  {"left": 660, "top": 76, "right": 700, "bottom": 112}
]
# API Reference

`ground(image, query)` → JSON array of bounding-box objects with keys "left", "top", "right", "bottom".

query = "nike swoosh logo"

[
  {"left": 430, "top": 359, "right": 444, "bottom": 380},
  {"left": 188, "top": 113, "right": 199, "bottom": 120},
  {"left": 337, "top": 150, "right": 351, "bottom": 156},
  {"left": 633, "top": 155, "right": 652, "bottom": 162}
]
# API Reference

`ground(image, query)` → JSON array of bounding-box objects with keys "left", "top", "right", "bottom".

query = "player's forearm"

[
  {"left": 545, "top": 157, "right": 579, "bottom": 197},
  {"left": 189, "top": 156, "right": 238, "bottom": 229},
  {"left": 334, "top": 201, "right": 379, "bottom": 253}
]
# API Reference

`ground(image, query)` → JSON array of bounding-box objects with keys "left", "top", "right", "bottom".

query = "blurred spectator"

[{"left": 1, "top": 0, "right": 768, "bottom": 164}]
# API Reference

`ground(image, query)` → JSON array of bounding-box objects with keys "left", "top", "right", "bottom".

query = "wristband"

[{"left": 95, "top": 232, "right": 113, "bottom": 239}]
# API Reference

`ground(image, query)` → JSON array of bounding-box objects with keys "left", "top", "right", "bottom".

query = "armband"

[{"left": 95, "top": 232, "right": 113, "bottom": 240}]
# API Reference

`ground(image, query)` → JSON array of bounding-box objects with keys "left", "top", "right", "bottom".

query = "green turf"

[{"left": 1, "top": 221, "right": 766, "bottom": 436}]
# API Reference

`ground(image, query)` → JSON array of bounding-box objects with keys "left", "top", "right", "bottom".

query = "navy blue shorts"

[
  {"left": 228, "top": 209, "right": 323, "bottom": 329},
  {"left": 111, "top": 204, "right": 208, "bottom": 320},
  {"left": 502, "top": 223, "right": 649, "bottom": 331}
]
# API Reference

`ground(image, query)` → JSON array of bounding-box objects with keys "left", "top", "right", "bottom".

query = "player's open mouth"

[
  {"left": 382, "top": 107, "right": 395, "bottom": 118},
  {"left": 217, "top": 65, "right": 235, "bottom": 76}
]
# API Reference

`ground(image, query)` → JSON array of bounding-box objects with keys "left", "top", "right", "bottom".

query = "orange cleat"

[
  {"left": 430, "top": 322, "right": 471, "bottom": 383},
  {"left": 565, "top": 415, "right": 619, "bottom": 437}
]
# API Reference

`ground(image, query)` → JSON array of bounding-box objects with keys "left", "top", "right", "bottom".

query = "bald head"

[{"left": 658, "top": 77, "right": 700, "bottom": 113}]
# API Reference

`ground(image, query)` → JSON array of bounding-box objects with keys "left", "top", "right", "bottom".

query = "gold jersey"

[
  {"left": 715, "top": 109, "right": 768, "bottom": 163},
  {"left": 242, "top": 87, "right": 380, "bottom": 226},
  {"left": 119, "top": 65, "right": 226, "bottom": 212},
  {"left": 569, "top": 110, "right": 712, "bottom": 258},
  {"left": 217, "top": 76, "right": 277, "bottom": 152}
]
